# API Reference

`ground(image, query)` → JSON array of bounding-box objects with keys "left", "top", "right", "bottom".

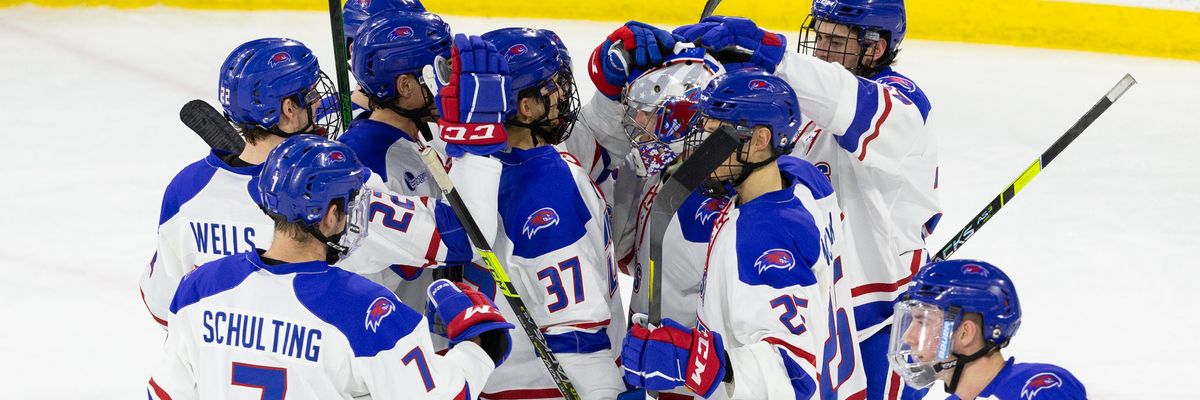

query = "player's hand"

[
  {"left": 433, "top": 33, "right": 511, "bottom": 158},
  {"left": 621, "top": 315, "right": 727, "bottom": 398},
  {"left": 589, "top": 21, "right": 680, "bottom": 100},
  {"left": 426, "top": 279, "right": 514, "bottom": 366},
  {"left": 674, "top": 16, "right": 787, "bottom": 73}
]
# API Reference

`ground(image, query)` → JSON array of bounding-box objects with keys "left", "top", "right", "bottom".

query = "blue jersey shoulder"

[
  {"left": 733, "top": 185, "right": 822, "bottom": 290},
  {"left": 496, "top": 146, "right": 591, "bottom": 259},
  {"left": 676, "top": 188, "right": 732, "bottom": 243},
  {"left": 293, "top": 266, "right": 424, "bottom": 358},
  {"left": 170, "top": 252, "right": 259, "bottom": 314},
  {"left": 872, "top": 67, "right": 931, "bottom": 122},
  {"left": 159, "top": 151, "right": 263, "bottom": 226},
  {"left": 339, "top": 119, "right": 415, "bottom": 182},
  {"left": 980, "top": 358, "right": 1087, "bottom": 400},
  {"left": 778, "top": 156, "right": 834, "bottom": 201}
]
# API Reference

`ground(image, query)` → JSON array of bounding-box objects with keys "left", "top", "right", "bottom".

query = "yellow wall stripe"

[{"left": 4, "top": 0, "right": 1199, "bottom": 61}]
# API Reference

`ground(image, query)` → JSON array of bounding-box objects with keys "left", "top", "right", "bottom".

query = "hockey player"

[
  {"left": 676, "top": 5, "right": 941, "bottom": 398},
  {"left": 452, "top": 27, "right": 624, "bottom": 400},
  {"left": 338, "top": 12, "right": 454, "bottom": 310},
  {"left": 563, "top": 21, "right": 685, "bottom": 268},
  {"left": 621, "top": 69, "right": 866, "bottom": 399},
  {"left": 887, "top": 259, "right": 1087, "bottom": 399},
  {"left": 146, "top": 134, "right": 514, "bottom": 400},
  {"left": 609, "top": 49, "right": 726, "bottom": 328},
  {"left": 344, "top": 11, "right": 448, "bottom": 195},
  {"left": 139, "top": 38, "right": 339, "bottom": 328}
]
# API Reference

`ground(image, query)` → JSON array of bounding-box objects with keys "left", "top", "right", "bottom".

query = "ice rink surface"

[{"left": 1, "top": 6, "right": 1198, "bottom": 398}]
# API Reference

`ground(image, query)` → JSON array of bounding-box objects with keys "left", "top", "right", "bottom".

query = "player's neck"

[
  {"left": 261, "top": 233, "right": 328, "bottom": 264},
  {"left": 370, "top": 107, "right": 419, "bottom": 137},
  {"left": 506, "top": 125, "right": 537, "bottom": 150},
  {"left": 238, "top": 134, "right": 287, "bottom": 165},
  {"left": 952, "top": 351, "right": 1008, "bottom": 400},
  {"left": 735, "top": 161, "right": 783, "bottom": 205}
]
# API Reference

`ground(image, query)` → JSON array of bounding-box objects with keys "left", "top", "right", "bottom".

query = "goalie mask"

[{"left": 622, "top": 49, "right": 721, "bottom": 176}]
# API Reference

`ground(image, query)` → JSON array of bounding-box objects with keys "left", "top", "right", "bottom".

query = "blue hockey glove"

[
  {"left": 433, "top": 33, "right": 511, "bottom": 157},
  {"left": 621, "top": 316, "right": 727, "bottom": 398},
  {"left": 426, "top": 279, "right": 514, "bottom": 366},
  {"left": 589, "top": 21, "right": 680, "bottom": 100},
  {"left": 673, "top": 16, "right": 786, "bottom": 73}
]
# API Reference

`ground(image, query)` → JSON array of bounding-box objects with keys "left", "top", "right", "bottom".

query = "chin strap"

[
  {"left": 303, "top": 225, "right": 347, "bottom": 265},
  {"left": 940, "top": 344, "right": 997, "bottom": 394}
]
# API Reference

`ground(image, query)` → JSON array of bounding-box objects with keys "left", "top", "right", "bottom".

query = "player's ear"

[
  {"left": 752, "top": 126, "right": 774, "bottom": 156},
  {"left": 517, "top": 96, "right": 537, "bottom": 123},
  {"left": 396, "top": 74, "right": 413, "bottom": 99},
  {"left": 869, "top": 39, "right": 887, "bottom": 65},
  {"left": 320, "top": 201, "right": 345, "bottom": 234}
]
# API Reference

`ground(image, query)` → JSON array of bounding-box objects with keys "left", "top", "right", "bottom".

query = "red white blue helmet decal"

[
  {"left": 389, "top": 26, "right": 415, "bottom": 40},
  {"left": 1020, "top": 373, "right": 1062, "bottom": 399},
  {"left": 961, "top": 263, "right": 988, "bottom": 276},
  {"left": 507, "top": 44, "right": 528, "bottom": 58},
  {"left": 747, "top": 79, "right": 771, "bottom": 90},
  {"left": 522, "top": 207, "right": 560, "bottom": 239},
  {"left": 365, "top": 297, "right": 395, "bottom": 332},
  {"left": 754, "top": 248, "right": 796, "bottom": 274},
  {"left": 267, "top": 51, "right": 291, "bottom": 67}
]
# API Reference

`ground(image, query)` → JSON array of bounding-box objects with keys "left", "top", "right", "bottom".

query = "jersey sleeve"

[
  {"left": 140, "top": 160, "right": 218, "bottom": 329},
  {"left": 337, "top": 154, "right": 502, "bottom": 275},
  {"left": 147, "top": 310, "right": 198, "bottom": 400},
  {"left": 775, "top": 52, "right": 930, "bottom": 173},
  {"left": 353, "top": 318, "right": 495, "bottom": 400},
  {"left": 560, "top": 91, "right": 632, "bottom": 187}
]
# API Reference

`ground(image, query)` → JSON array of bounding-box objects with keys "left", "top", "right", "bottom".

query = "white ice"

[{"left": 1, "top": 6, "right": 1198, "bottom": 399}]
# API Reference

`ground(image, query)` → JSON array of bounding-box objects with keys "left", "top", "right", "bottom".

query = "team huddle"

[{"left": 139, "top": 0, "right": 1088, "bottom": 399}]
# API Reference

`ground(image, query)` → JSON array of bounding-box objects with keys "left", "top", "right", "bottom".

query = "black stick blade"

[{"left": 180, "top": 100, "right": 244, "bottom": 154}]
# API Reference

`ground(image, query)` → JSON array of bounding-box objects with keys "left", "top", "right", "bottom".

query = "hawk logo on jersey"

[
  {"left": 389, "top": 26, "right": 415, "bottom": 40},
  {"left": 365, "top": 297, "right": 395, "bottom": 332},
  {"left": 1020, "top": 373, "right": 1062, "bottom": 399},
  {"left": 522, "top": 207, "right": 560, "bottom": 239},
  {"left": 267, "top": 52, "right": 291, "bottom": 68},
  {"left": 877, "top": 75, "right": 916, "bottom": 92},
  {"left": 748, "top": 79, "right": 771, "bottom": 91},
  {"left": 694, "top": 197, "right": 728, "bottom": 225},
  {"left": 507, "top": 44, "right": 528, "bottom": 59},
  {"left": 961, "top": 264, "right": 988, "bottom": 276},
  {"left": 754, "top": 249, "right": 795, "bottom": 274}
]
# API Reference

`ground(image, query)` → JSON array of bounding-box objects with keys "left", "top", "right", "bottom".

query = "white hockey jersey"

[
  {"left": 696, "top": 157, "right": 867, "bottom": 400},
  {"left": 333, "top": 146, "right": 626, "bottom": 399},
  {"left": 339, "top": 116, "right": 446, "bottom": 333},
  {"left": 775, "top": 53, "right": 941, "bottom": 337},
  {"left": 140, "top": 151, "right": 275, "bottom": 328},
  {"left": 147, "top": 250, "right": 494, "bottom": 400}
]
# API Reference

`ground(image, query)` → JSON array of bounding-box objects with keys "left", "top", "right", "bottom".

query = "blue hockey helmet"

[
  {"left": 258, "top": 135, "right": 372, "bottom": 262},
  {"left": 887, "top": 259, "right": 1022, "bottom": 389},
  {"left": 219, "top": 38, "right": 329, "bottom": 132},
  {"left": 482, "top": 27, "right": 579, "bottom": 144},
  {"left": 810, "top": 0, "right": 906, "bottom": 54},
  {"left": 694, "top": 67, "right": 801, "bottom": 153},
  {"left": 343, "top": 0, "right": 426, "bottom": 47},
  {"left": 352, "top": 11, "right": 451, "bottom": 102}
]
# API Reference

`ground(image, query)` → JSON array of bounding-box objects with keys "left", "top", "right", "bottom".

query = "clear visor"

[
  {"left": 335, "top": 189, "right": 371, "bottom": 262},
  {"left": 887, "top": 300, "right": 960, "bottom": 389}
]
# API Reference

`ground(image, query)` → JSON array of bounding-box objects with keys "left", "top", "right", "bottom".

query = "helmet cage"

[{"left": 797, "top": 15, "right": 895, "bottom": 76}]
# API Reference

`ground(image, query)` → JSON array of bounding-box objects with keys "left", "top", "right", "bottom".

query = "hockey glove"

[
  {"left": 621, "top": 316, "right": 727, "bottom": 398},
  {"left": 426, "top": 279, "right": 514, "bottom": 366},
  {"left": 674, "top": 16, "right": 786, "bottom": 73},
  {"left": 433, "top": 33, "right": 512, "bottom": 158},
  {"left": 589, "top": 21, "right": 681, "bottom": 100}
]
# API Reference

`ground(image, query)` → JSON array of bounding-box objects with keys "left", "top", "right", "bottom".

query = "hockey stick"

[
  {"left": 327, "top": 0, "right": 354, "bottom": 135},
  {"left": 415, "top": 144, "right": 581, "bottom": 400},
  {"left": 646, "top": 125, "right": 741, "bottom": 324},
  {"left": 180, "top": 99, "right": 244, "bottom": 154},
  {"left": 700, "top": 0, "right": 722, "bottom": 20},
  {"left": 931, "top": 74, "right": 1136, "bottom": 262}
]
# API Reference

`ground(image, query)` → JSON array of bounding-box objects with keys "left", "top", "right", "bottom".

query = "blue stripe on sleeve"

[
  {"left": 778, "top": 348, "right": 818, "bottom": 399},
  {"left": 835, "top": 80, "right": 881, "bottom": 154},
  {"left": 544, "top": 327, "right": 611, "bottom": 354}
]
